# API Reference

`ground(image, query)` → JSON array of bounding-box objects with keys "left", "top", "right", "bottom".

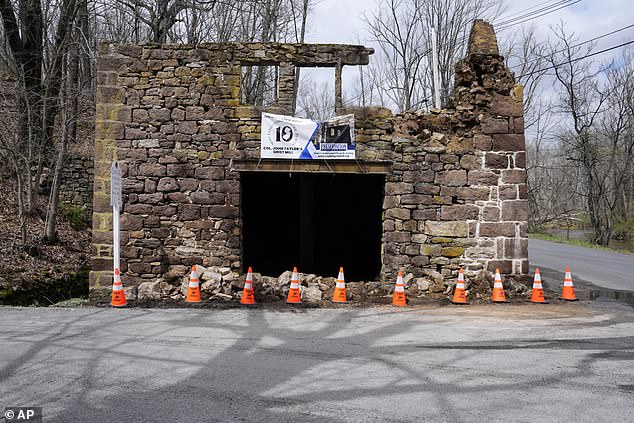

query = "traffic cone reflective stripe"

[
  {"left": 333, "top": 267, "right": 348, "bottom": 303},
  {"left": 491, "top": 268, "right": 508, "bottom": 303},
  {"left": 240, "top": 266, "right": 255, "bottom": 305},
  {"left": 530, "top": 268, "right": 546, "bottom": 303},
  {"left": 186, "top": 265, "right": 201, "bottom": 303},
  {"left": 286, "top": 267, "right": 301, "bottom": 304},
  {"left": 111, "top": 268, "right": 127, "bottom": 307},
  {"left": 392, "top": 271, "right": 407, "bottom": 306},
  {"left": 561, "top": 267, "right": 579, "bottom": 301},
  {"left": 451, "top": 268, "right": 468, "bottom": 305}
]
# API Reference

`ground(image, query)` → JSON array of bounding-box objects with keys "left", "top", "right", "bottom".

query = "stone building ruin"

[{"left": 91, "top": 20, "right": 529, "bottom": 302}]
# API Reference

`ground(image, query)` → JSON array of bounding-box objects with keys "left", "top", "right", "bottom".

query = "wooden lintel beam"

[{"left": 230, "top": 160, "right": 392, "bottom": 175}]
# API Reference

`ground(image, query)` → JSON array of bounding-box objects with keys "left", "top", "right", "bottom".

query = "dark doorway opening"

[{"left": 241, "top": 172, "right": 385, "bottom": 281}]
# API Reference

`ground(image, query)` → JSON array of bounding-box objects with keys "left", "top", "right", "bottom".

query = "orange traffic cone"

[
  {"left": 286, "top": 267, "right": 301, "bottom": 304},
  {"left": 560, "top": 267, "right": 579, "bottom": 301},
  {"left": 111, "top": 268, "right": 127, "bottom": 307},
  {"left": 186, "top": 265, "right": 201, "bottom": 303},
  {"left": 240, "top": 267, "right": 255, "bottom": 305},
  {"left": 491, "top": 268, "right": 509, "bottom": 303},
  {"left": 333, "top": 267, "right": 348, "bottom": 303},
  {"left": 450, "top": 268, "right": 469, "bottom": 305},
  {"left": 392, "top": 271, "right": 407, "bottom": 306},
  {"left": 529, "top": 268, "right": 547, "bottom": 303}
]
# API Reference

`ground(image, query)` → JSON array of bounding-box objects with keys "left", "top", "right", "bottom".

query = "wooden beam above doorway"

[{"left": 230, "top": 159, "right": 392, "bottom": 175}]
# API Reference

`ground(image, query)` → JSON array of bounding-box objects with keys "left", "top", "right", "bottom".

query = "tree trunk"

[
  {"left": 44, "top": 22, "right": 80, "bottom": 244},
  {"left": 292, "top": 0, "right": 309, "bottom": 114},
  {"left": 44, "top": 132, "right": 66, "bottom": 244}
]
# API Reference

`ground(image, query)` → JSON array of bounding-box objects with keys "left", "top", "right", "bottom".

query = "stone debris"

[
  {"left": 123, "top": 264, "right": 535, "bottom": 303},
  {"left": 212, "top": 293, "right": 232, "bottom": 301},
  {"left": 137, "top": 280, "right": 162, "bottom": 300},
  {"left": 301, "top": 285, "right": 322, "bottom": 303}
]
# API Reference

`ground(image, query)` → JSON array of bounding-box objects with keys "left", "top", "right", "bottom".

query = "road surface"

[
  {"left": 529, "top": 238, "right": 634, "bottom": 292},
  {"left": 1, "top": 304, "right": 633, "bottom": 422}
]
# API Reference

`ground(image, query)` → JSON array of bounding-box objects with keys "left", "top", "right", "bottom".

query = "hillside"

[{"left": 0, "top": 175, "right": 91, "bottom": 305}]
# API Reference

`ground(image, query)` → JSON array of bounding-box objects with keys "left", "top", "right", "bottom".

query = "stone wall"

[
  {"left": 91, "top": 20, "right": 529, "bottom": 301},
  {"left": 60, "top": 156, "right": 94, "bottom": 212}
]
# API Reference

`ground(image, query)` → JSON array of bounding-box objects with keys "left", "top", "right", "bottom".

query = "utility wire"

[
  {"left": 497, "top": 0, "right": 582, "bottom": 31},
  {"left": 346, "top": 35, "right": 634, "bottom": 108},
  {"left": 518, "top": 39, "right": 634, "bottom": 79},
  {"left": 418, "top": 0, "right": 582, "bottom": 59},
  {"left": 346, "top": 0, "right": 592, "bottom": 106},
  {"left": 509, "top": 22, "right": 634, "bottom": 70},
  {"left": 497, "top": 0, "right": 567, "bottom": 22},
  {"left": 496, "top": 0, "right": 579, "bottom": 27}
]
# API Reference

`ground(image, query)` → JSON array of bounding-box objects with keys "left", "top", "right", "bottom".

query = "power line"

[
  {"left": 497, "top": 0, "right": 581, "bottom": 28},
  {"left": 497, "top": 0, "right": 566, "bottom": 23},
  {"left": 509, "top": 22, "right": 634, "bottom": 70},
  {"left": 497, "top": 0, "right": 582, "bottom": 31},
  {"left": 346, "top": 36, "right": 634, "bottom": 108},
  {"left": 349, "top": 0, "right": 596, "bottom": 106},
  {"left": 496, "top": 0, "right": 579, "bottom": 27},
  {"left": 418, "top": 0, "right": 582, "bottom": 60},
  {"left": 353, "top": 37, "right": 634, "bottom": 107},
  {"left": 518, "top": 39, "right": 634, "bottom": 79}
]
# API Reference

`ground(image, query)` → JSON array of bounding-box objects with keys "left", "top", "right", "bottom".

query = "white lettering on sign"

[{"left": 260, "top": 112, "right": 355, "bottom": 160}]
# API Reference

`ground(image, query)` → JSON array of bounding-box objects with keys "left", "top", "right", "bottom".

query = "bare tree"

[
  {"left": 419, "top": 0, "right": 505, "bottom": 105},
  {"left": 363, "top": 0, "right": 504, "bottom": 113},
  {"left": 363, "top": 0, "right": 427, "bottom": 112},
  {"left": 0, "top": 0, "right": 86, "bottom": 246},
  {"left": 290, "top": 0, "right": 311, "bottom": 114},
  {"left": 547, "top": 24, "right": 614, "bottom": 245},
  {"left": 44, "top": 24, "right": 82, "bottom": 243},
  {"left": 593, "top": 48, "right": 634, "bottom": 243},
  {"left": 296, "top": 78, "right": 334, "bottom": 121},
  {"left": 89, "top": 0, "right": 315, "bottom": 109},
  {"left": 501, "top": 24, "right": 548, "bottom": 129},
  {"left": 500, "top": 25, "right": 561, "bottom": 231},
  {"left": 525, "top": 99, "right": 584, "bottom": 230},
  {"left": 0, "top": 85, "right": 28, "bottom": 246},
  {"left": 102, "top": 0, "right": 215, "bottom": 43},
  {"left": 0, "top": 0, "right": 45, "bottom": 216}
]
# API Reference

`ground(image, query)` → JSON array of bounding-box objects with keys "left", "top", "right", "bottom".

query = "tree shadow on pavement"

[{"left": 1, "top": 305, "right": 633, "bottom": 422}]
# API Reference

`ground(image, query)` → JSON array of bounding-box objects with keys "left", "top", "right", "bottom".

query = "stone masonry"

[
  {"left": 91, "top": 20, "right": 529, "bottom": 302},
  {"left": 60, "top": 156, "right": 94, "bottom": 212}
]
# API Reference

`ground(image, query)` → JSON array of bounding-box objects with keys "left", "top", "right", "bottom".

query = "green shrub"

[
  {"left": 613, "top": 218, "right": 634, "bottom": 241},
  {"left": 60, "top": 204, "right": 91, "bottom": 230}
]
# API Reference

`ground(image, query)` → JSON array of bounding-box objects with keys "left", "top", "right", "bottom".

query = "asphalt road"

[
  {"left": 1, "top": 304, "right": 633, "bottom": 422},
  {"left": 529, "top": 238, "right": 634, "bottom": 292}
]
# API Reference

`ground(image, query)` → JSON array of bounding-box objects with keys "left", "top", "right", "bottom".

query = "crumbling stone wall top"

[{"left": 467, "top": 19, "right": 500, "bottom": 56}]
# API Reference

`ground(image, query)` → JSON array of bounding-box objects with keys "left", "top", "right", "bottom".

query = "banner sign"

[{"left": 261, "top": 113, "right": 355, "bottom": 160}]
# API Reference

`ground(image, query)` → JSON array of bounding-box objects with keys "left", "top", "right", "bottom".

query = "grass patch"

[
  {"left": 528, "top": 232, "right": 634, "bottom": 255},
  {"left": 52, "top": 298, "right": 90, "bottom": 308}
]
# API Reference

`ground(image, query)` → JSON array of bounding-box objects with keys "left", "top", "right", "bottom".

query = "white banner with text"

[{"left": 260, "top": 113, "right": 355, "bottom": 160}]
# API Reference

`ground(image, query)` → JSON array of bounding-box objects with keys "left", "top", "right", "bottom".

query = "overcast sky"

[{"left": 306, "top": 0, "right": 634, "bottom": 51}]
